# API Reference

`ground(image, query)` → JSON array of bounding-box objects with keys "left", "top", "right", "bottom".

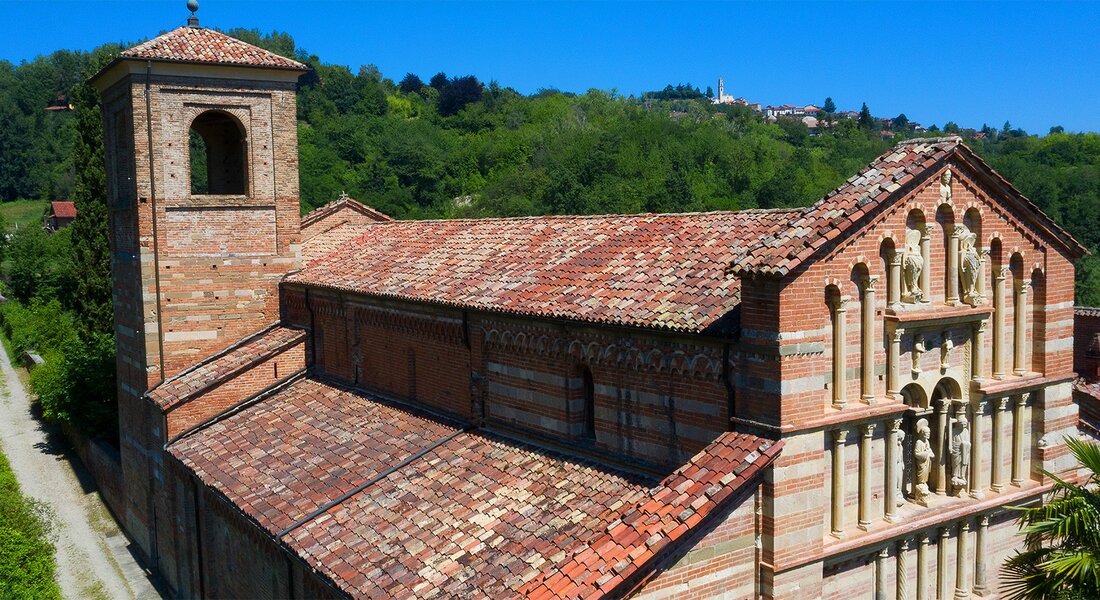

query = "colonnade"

[
  {"left": 829, "top": 394, "right": 1029, "bottom": 538},
  {"left": 868, "top": 515, "right": 994, "bottom": 600}
]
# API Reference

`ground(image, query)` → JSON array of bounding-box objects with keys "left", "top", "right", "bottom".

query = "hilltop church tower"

[{"left": 90, "top": 10, "right": 306, "bottom": 572}]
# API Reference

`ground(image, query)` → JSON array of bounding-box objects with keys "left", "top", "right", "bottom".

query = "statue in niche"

[
  {"left": 950, "top": 414, "right": 971, "bottom": 495},
  {"left": 957, "top": 224, "right": 985, "bottom": 306},
  {"left": 940, "top": 169, "right": 953, "bottom": 204},
  {"left": 912, "top": 333, "right": 926, "bottom": 376},
  {"left": 894, "top": 429, "right": 905, "bottom": 508},
  {"left": 902, "top": 229, "right": 924, "bottom": 303},
  {"left": 940, "top": 333, "right": 953, "bottom": 371},
  {"left": 913, "top": 418, "right": 934, "bottom": 505}
]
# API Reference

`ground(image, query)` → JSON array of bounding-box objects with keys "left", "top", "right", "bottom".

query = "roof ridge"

[
  {"left": 896, "top": 135, "right": 962, "bottom": 146},
  {"left": 353, "top": 207, "right": 801, "bottom": 227}
]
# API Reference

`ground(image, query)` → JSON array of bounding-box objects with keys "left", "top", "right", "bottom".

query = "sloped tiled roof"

[
  {"left": 729, "top": 136, "right": 1087, "bottom": 276},
  {"left": 301, "top": 193, "right": 392, "bottom": 231},
  {"left": 167, "top": 377, "right": 778, "bottom": 598},
  {"left": 49, "top": 201, "right": 77, "bottom": 219},
  {"left": 286, "top": 210, "right": 797, "bottom": 333},
  {"left": 119, "top": 26, "right": 306, "bottom": 70},
  {"left": 1077, "top": 306, "right": 1100, "bottom": 318},
  {"left": 301, "top": 222, "right": 372, "bottom": 264},
  {"left": 522, "top": 432, "right": 780, "bottom": 598},
  {"left": 147, "top": 324, "right": 305, "bottom": 411}
]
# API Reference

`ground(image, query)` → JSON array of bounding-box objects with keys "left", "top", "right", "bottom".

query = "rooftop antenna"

[{"left": 187, "top": 0, "right": 199, "bottom": 27}]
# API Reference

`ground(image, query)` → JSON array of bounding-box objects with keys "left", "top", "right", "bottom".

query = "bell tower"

[{"left": 89, "top": 8, "right": 305, "bottom": 571}]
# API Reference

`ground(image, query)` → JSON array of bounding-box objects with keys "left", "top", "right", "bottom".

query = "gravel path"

[{"left": 0, "top": 346, "right": 160, "bottom": 600}]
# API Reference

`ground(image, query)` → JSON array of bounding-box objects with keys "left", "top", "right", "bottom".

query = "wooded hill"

[{"left": 1, "top": 29, "right": 1097, "bottom": 304}]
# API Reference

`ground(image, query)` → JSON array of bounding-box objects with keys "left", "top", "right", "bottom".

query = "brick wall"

[
  {"left": 1075, "top": 309, "right": 1100, "bottom": 380},
  {"left": 635, "top": 484, "right": 758, "bottom": 600}
]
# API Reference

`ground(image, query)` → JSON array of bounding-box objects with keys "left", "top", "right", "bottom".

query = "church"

[{"left": 88, "top": 16, "right": 1088, "bottom": 600}]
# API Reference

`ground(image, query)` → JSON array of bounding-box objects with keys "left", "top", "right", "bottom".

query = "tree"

[
  {"left": 858, "top": 102, "right": 873, "bottom": 129},
  {"left": 398, "top": 73, "right": 424, "bottom": 94},
  {"left": 1050, "top": 125, "right": 1066, "bottom": 135},
  {"left": 438, "top": 75, "right": 483, "bottom": 116},
  {"left": 944, "top": 121, "right": 960, "bottom": 134},
  {"left": 893, "top": 113, "right": 909, "bottom": 131},
  {"left": 429, "top": 71, "right": 449, "bottom": 91},
  {"left": 823, "top": 97, "right": 836, "bottom": 114},
  {"left": 705, "top": 86, "right": 714, "bottom": 98},
  {"left": 1001, "top": 437, "right": 1100, "bottom": 599},
  {"left": 67, "top": 47, "right": 115, "bottom": 338}
]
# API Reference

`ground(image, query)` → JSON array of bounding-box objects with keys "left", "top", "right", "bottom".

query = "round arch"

[{"left": 190, "top": 110, "right": 248, "bottom": 195}]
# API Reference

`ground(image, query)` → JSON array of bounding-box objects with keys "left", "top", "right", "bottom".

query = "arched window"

[
  {"left": 190, "top": 111, "right": 247, "bottom": 195},
  {"left": 582, "top": 366, "right": 596, "bottom": 439}
]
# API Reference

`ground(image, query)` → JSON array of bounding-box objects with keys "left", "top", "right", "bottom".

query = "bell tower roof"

[{"left": 118, "top": 26, "right": 307, "bottom": 71}]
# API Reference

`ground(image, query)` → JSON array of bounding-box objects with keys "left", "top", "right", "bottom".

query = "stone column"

[
  {"left": 992, "top": 398, "right": 1008, "bottom": 492},
  {"left": 937, "top": 527, "right": 949, "bottom": 600},
  {"left": 920, "top": 225, "right": 934, "bottom": 302},
  {"left": 831, "top": 429, "right": 848, "bottom": 538},
  {"left": 859, "top": 423, "right": 876, "bottom": 530},
  {"left": 948, "top": 225, "right": 961, "bottom": 305},
  {"left": 993, "top": 267, "right": 1007, "bottom": 379},
  {"left": 917, "top": 534, "right": 930, "bottom": 600},
  {"left": 1012, "top": 394, "right": 1027, "bottom": 486},
  {"left": 897, "top": 538, "right": 910, "bottom": 600},
  {"left": 972, "top": 320, "right": 986, "bottom": 381},
  {"left": 832, "top": 296, "right": 851, "bottom": 408},
  {"left": 975, "top": 515, "right": 990, "bottom": 596},
  {"left": 889, "top": 249, "right": 902, "bottom": 310},
  {"left": 955, "top": 520, "right": 971, "bottom": 599},
  {"left": 886, "top": 418, "right": 903, "bottom": 522},
  {"left": 888, "top": 326, "right": 904, "bottom": 400},
  {"left": 1014, "top": 279, "right": 1031, "bottom": 376},
  {"left": 970, "top": 400, "right": 985, "bottom": 499},
  {"left": 935, "top": 402, "right": 949, "bottom": 494},
  {"left": 875, "top": 547, "right": 889, "bottom": 600},
  {"left": 861, "top": 276, "right": 879, "bottom": 404}
]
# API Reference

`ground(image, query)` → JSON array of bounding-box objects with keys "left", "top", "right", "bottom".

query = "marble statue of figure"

[
  {"left": 912, "top": 333, "right": 926, "bottom": 376},
  {"left": 940, "top": 333, "right": 953, "bottom": 371},
  {"left": 940, "top": 169, "right": 952, "bottom": 204},
  {"left": 913, "top": 418, "right": 934, "bottom": 505},
  {"left": 894, "top": 429, "right": 905, "bottom": 507},
  {"left": 958, "top": 224, "right": 985, "bottom": 306},
  {"left": 902, "top": 229, "right": 924, "bottom": 303},
  {"left": 950, "top": 415, "right": 971, "bottom": 495}
]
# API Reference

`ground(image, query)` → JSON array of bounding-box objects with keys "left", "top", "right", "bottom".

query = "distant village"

[{"left": 708, "top": 76, "right": 993, "bottom": 140}]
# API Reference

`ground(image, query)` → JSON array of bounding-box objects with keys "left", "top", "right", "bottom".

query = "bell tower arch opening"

[{"left": 189, "top": 110, "right": 248, "bottom": 196}]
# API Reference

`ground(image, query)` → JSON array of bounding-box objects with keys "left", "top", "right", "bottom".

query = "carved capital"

[
  {"left": 833, "top": 429, "right": 849, "bottom": 444},
  {"left": 862, "top": 275, "right": 880, "bottom": 293},
  {"left": 979, "top": 515, "right": 989, "bottom": 528},
  {"left": 860, "top": 423, "right": 876, "bottom": 438},
  {"left": 892, "top": 326, "right": 905, "bottom": 342},
  {"left": 996, "top": 266, "right": 1010, "bottom": 280},
  {"left": 921, "top": 224, "right": 935, "bottom": 239},
  {"left": 997, "top": 397, "right": 1010, "bottom": 412},
  {"left": 832, "top": 295, "right": 852, "bottom": 312},
  {"left": 975, "top": 319, "right": 988, "bottom": 334},
  {"left": 953, "top": 224, "right": 969, "bottom": 239},
  {"left": 1018, "top": 279, "right": 1032, "bottom": 294},
  {"left": 1015, "top": 394, "right": 1028, "bottom": 407},
  {"left": 887, "top": 249, "right": 901, "bottom": 265},
  {"left": 959, "top": 520, "right": 971, "bottom": 534},
  {"left": 890, "top": 418, "right": 904, "bottom": 433}
]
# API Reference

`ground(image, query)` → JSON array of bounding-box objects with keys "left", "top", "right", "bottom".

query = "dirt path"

[{"left": 0, "top": 347, "right": 160, "bottom": 600}]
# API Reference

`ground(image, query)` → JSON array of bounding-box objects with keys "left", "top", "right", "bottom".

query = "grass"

[
  {"left": 0, "top": 200, "right": 49, "bottom": 232},
  {"left": 0, "top": 446, "right": 62, "bottom": 599}
]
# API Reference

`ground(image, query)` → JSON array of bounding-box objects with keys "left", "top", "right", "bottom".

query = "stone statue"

[
  {"left": 940, "top": 333, "right": 953, "bottom": 371},
  {"left": 940, "top": 169, "right": 953, "bottom": 204},
  {"left": 913, "top": 418, "right": 934, "bottom": 505},
  {"left": 894, "top": 429, "right": 905, "bottom": 508},
  {"left": 957, "top": 224, "right": 985, "bottom": 306},
  {"left": 912, "top": 333, "right": 926, "bottom": 376},
  {"left": 902, "top": 229, "right": 924, "bottom": 303},
  {"left": 950, "top": 415, "right": 971, "bottom": 495}
]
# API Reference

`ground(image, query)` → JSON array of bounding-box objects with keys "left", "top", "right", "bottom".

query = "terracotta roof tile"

[
  {"left": 120, "top": 26, "right": 306, "bottom": 70},
  {"left": 1077, "top": 306, "right": 1100, "bottom": 318},
  {"left": 287, "top": 210, "right": 796, "bottom": 333},
  {"left": 49, "top": 201, "right": 77, "bottom": 219},
  {"left": 301, "top": 193, "right": 392, "bottom": 231},
  {"left": 301, "top": 222, "right": 372, "bottom": 264},
  {"left": 147, "top": 324, "right": 305, "bottom": 411},
  {"left": 167, "top": 377, "right": 779, "bottom": 597}
]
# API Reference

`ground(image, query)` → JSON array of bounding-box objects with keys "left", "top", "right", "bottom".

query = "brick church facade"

[{"left": 89, "top": 21, "right": 1089, "bottom": 600}]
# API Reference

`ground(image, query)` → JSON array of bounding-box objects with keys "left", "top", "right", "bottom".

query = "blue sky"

[{"left": 3, "top": 1, "right": 1098, "bottom": 133}]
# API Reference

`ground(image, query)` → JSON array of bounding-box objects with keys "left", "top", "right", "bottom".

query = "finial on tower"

[{"left": 187, "top": 0, "right": 200, "bottom": 27}]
